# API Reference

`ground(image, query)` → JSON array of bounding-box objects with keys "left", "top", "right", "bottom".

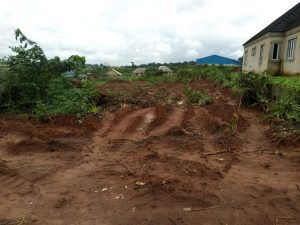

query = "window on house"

[
  {"left": 272, "top": 43, "right": 279, "bottom": 60},
  {"left": 287, "top": 38, "right": 296, "bottom": 60},
  {"left": 251, "top": 47, "right": 256, "bottom": 56},
  {"left": 259, "top": 45, "right": 264, "bottom": 63},
  {"left": 244, "top": 50, "right": 248, "bottom": 66}
]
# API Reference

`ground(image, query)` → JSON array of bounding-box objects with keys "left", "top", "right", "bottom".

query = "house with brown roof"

[
  {"left": 158, "top": 66, "right": 173, "bottom": 75},
  {"left": 133, "top": 68, "right": 146, "bottom": 76},
  {"left": 106, "top": 69, "right": 122, "bottom": 78},
  {"left": 243, "top": 3, "right": 300, "bottom": 75}
]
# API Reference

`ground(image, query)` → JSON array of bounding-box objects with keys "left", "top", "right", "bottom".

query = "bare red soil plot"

[{"left": 0, "top": 79, "right": 299, "bottom": 225}]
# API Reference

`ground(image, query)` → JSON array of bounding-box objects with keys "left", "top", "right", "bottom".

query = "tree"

[
  {"left": 48, "top": 56, "right": 69, "bottom": 75},
  {"left": 66, "top": 55, "right": 86, "bottom": 71},
  {"left": 1, "top": 28, "right": 50, "bottom": 111}
]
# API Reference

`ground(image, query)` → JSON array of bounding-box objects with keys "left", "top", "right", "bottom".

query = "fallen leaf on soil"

[
  {"left": 135, "top": 181, "right": 146, "bottom": 186},
  {"left": 183, "top": 207, "right": 192, "bottom": 212},
  {"left": 114, "top": 194, "right": 124, "bottom": 200},
  {"left": 132, "top": 206, "right": 136, "bottom": 213}
]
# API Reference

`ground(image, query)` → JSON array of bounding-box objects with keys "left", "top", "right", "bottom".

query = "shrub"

[
  {"left": 236, "top": 73, "right": 271, "bottom": 106},
  {"left": 35, "top": 79, "right": 99, "bottom": 119},
  {"left": 184, "top": 88, "right": 212, "bottom": 106},
  {"left": 267, "top": 87, "right": 300, "bottom": 125}
]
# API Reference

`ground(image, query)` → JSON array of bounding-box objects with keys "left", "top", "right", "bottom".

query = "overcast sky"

[{"left": 0, "top": 0, "right": 299, "bottom": 65}]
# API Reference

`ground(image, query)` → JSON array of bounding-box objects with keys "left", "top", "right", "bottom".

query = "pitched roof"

[
  {"left": 244, "top": 3, "right": 300, "bottom": 46},
  {"left": 133, "top": 68, "right": 146, "bottom": 74},
  {"left": 106, "top": 69, "right": 122, "bottom": 76},
  {"left": 158, "top": 66, "right": 173, "bottom": 72},
  {"left": 196, "top": 55, "right": 241, "bottom": 67},
  {"left": 62, "top": 70, "right": 76, "bottom": 78}
]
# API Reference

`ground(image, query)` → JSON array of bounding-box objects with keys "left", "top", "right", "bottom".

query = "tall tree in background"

[
  {"left": 1, "top": 29, "right": 50, "bottom": 110},
  {"left": 66, "top": 55, "right": 86, "bottom": 71}
]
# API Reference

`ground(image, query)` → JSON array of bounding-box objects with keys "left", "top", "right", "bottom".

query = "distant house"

[
  {"left": 196, "top": 55, "right": 241, "bottom": 67},
  {"left": 158, "top": 66, "right": 173, "bottom": 75},
  {"left": 133, "top": 68, "right": 146, "bottom": 76},
  {"left": 78, "top": 74, "right": 88, "bottom": 81},
  {"left": 243, "top": 3, "right": 300, "bottom": 75},
  {"left": 106, "top": 69, "right": 122, "bottom": 78},
  {"left": 62, "top": 70, "right": 76, "bottom": 79}
]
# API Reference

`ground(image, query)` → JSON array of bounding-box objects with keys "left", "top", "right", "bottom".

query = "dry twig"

[{"left": 201, "top": 150, "right": 230, "bottom": 157}]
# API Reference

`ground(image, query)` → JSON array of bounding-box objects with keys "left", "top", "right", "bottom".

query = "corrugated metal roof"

[
  {"left": 158, "top": 66, "right": 173, "bottom": 72},
  {"left": 106, "top": 69, "right": 122, "bottom": 76},
  {"left": 62, "top": 70, "right": 76, "bottom": 78},
  {"left": 196, "top": 55, "right": 241, "bottom": 67},
  {"left": 133, "top": 68, "right": 146, "bottom": 74},
  {"left": 244, "top": 3, "right": 300, "bottom": 46}
]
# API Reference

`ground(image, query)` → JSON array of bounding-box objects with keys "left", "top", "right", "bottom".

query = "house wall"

[
  {"left": 282, "top": 26, "right": 300, "bottom": 75},
  {"left": 243, "top": 26, "right": 300, "bottom": 75},
  {"left": 266, "top": 36, "right": 285, "bottom": 75},
  {"left": 243, "top": 33, "right": 284, "bottom": 74},
  {"left": 243, "top": 34, "right": 270, "bottom": 74}
]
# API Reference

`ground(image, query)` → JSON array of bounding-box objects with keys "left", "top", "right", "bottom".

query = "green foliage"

[
  {"left": 0, "top": 29, "right": 97, "bottom": 119},
  {"left": 184, "top": 88, "right": 212, "bottom": 106},
  {"left": 35, "top": 79, "right": 98, "bottom": 118},
  {"left": 267, "top": 88, "right": 300, "bottom": 124},
  {"left": 1, "top": 29, "right": 49, "bottom": 111},
  {"left": 236, "top": 73, "right": 271, "bottom": 106},
  {"left": 175, "top": 69, "right": 199, "bottom": 83},
  {"left": 194, "top": 65, "right": 300, "bottom": 140},
  {"left": 268, "top": 76, "right": 300, "bottom": 127},
  {"left": 66, "top": 55, "right": 86, "bottom": 71}
]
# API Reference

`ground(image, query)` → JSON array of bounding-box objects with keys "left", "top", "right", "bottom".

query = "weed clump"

[{"left": 184, "top": 88, "right": 212, "bottom": 106}]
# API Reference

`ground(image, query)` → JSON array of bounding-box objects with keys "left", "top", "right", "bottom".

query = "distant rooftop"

[
  {"left": 133, "top": 68, "right": 146, "bottom": 73},
  {"left": 158, "top": 66, "right": 173, "bottom": 72},
  {"left": 196, "top": 55, "right": 241, "bottom": 67},
  {"left": 62, "top": 70, "right": 76, "bottom": 78}
]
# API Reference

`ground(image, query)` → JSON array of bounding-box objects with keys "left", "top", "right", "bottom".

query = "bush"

[
  {"left": 267, "top": 88, "right": 300, "bottom": 125},
  {"left": 175, "top": 69, "right": 198, "bottom": 83},
  {"left": 237, "top": 73, "right": 271, "bottom": 106},
  {"left": 35, "top": 78, "right": 98, "bottom": 119},
  {"left": 184, "top": 88, "right": 212, "bottom": 106},
  {"left": 195, "top": 65, "right": 300, "bottom": 141}
]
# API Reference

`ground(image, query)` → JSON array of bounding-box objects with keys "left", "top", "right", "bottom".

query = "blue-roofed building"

[
  {"left": 62, "top": 70, "right": 76, "bottom": 79},
  {"left": 196, "top": 55, "right": 242, "bottom": 67}
]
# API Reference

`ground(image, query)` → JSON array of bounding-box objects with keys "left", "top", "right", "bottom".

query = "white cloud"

[{"left": 0, "top": 0, "right": 299, "bottom": 65}]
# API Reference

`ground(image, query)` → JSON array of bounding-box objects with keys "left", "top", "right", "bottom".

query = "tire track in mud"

[
  {"left": 212, "top": 108, "right": 300, "bottom": 223},
  {"left": 101, "top": 106, "right": 135, "bottom": 136},
  {"left": 95, "top": 105, "right": 188, "bottom": 141},
  {"left": 0, "top": 162, "right": 39, "bottom": 197},
  {"left": 145, "top": 105, "right": 172, "bottom": 135},
  {"left": 101, "top": 107, "right": 155, "bottom": 139},
  {"left": 1, "top": 137, "right": 86, "bottom": 189},
  {"left": 148, "top": 105, "right": 186, "bottom": 137}
]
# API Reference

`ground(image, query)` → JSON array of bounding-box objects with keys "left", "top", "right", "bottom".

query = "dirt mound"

[
  {"left": 146, "top": 105, "right": 172, "bottom": 134},
  {"left": 6, "top": 138, "right": 77, "bottom": 154},
  {"left": 133, "top": 175, "right": 221, "bottom": 208},
  {"left": 0, "top": 218, "right": 35, "bottom": 225},
  {"left": 140, "top": 153, "right": 223, "bottom": 179},
  {"left": 0, "top": 115, "right": 100, "bottom": 141},
  {"left": 0, "top": 161, "right": 16, "bottom": 176},
  {"left": 164, "top": 126, "right": 189, "bottom": 136}
]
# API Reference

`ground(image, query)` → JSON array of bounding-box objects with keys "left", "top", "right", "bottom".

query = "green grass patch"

[{"left": 184, "top": 88, "right": 212, "bottom": 106}]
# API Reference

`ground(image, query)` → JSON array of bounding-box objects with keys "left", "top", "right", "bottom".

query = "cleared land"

[{"left": 0, "top": 79, "right": 299, "bottom": 225}]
